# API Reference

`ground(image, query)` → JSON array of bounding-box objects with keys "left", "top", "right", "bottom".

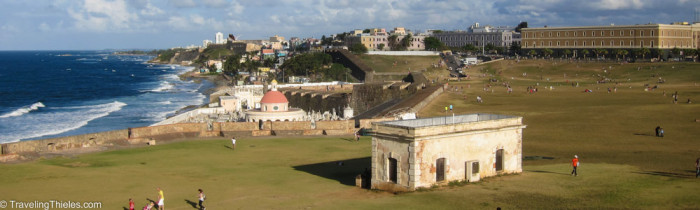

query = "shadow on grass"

[
  {"left": 525, "top": 170, "right": 570, "bottom": 176},
  {"left": 633, "top": 171, "right": 694, "bottom": 178},
  {"left": 293, "top": 157, "right": 370, "bottom": 186},
  {"left": 633, "top": 133, "right": 655, "bottom": 137},
  {"left": 184, "top": 199, "right": 198, "bottom": 209},
  {"left": 223, "top": 145, "right": 234, "bottom": 150}
]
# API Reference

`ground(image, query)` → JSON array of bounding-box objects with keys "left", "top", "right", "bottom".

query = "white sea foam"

[
  {"left": 0, "top": 101, "right": 127, "bottom": 143},
  {"left": 151, "top": 81, "right": 174, "bottom": 92},
  {"left": 0, "top": 102, "right": 45, "bottom": 118}
]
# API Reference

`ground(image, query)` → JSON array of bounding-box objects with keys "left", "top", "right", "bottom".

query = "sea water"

[{"left": 0, "top": 51, "right": 212, "bottom": 143}]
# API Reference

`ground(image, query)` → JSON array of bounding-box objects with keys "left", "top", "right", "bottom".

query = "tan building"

[
  {"left": 371, "top": 114, "right": 526, "bottom": 192},
  {"left": 522, "top": 23, "right": 700, "bottom": 51}
]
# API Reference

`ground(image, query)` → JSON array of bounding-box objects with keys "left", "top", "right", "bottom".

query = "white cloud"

[
  {"left": 140, "top": 1, "right": 164, "bottom": 16},
  {"left": 169, "top": 0, "right": 197, "bottom": 8},
  {"left": 587, "top": 0, "right": 647, "bottom": 10},
  {"left": 202, "top": 0, "right": 228, "bottom": 7},
  {"left": 68, "top": 0, "right": 138, "bottom": 32}
]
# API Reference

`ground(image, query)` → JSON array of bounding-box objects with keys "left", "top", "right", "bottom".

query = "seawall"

[{"left": 0, "top": 118, "right": 394, "bottom": 159}]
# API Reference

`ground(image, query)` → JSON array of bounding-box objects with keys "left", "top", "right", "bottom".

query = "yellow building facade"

[{"left": 522, "top": 23, "right": 700, "bottom": 50}]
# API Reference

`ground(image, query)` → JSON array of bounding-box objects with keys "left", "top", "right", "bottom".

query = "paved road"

[{"left": 442, "top": 53, "right": 462, "bottom": 77}]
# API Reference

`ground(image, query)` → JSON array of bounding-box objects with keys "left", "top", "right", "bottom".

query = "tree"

[
  {"left": 563, "top": 49, "right": 572, "bottom": 58},
  {"left": 463, "top": 44, "right": 478, "bottom": 54},
  {"left": 349, "top": 43, "right": 368, "bottom": 54},
  {"left": 685, "top": 49, "right": 697, "bottom": 61},
  {"left": 619, "top": 49, "right": 629, "bottom": 61},
  {"left": 528, "top": 50, "right": 537, "bottom": 58},
  {"left": 542, "top": 48, "right": 553, "bottom": 58},
  {"left": 400, "top": 34, "right": 413, "bottom": 51},
  {"left": 581, "top": 49, "right": 589, "bottom": 60},
  {"left": 223, "top": 54, "right": 242, "bottom": 80},
  {"left": 378, "top": 43, "right": 385, "bottom": 50},
  {"left": 671, "top": 47, "right": 681, "bottom": 60},
  {"left": 321, "top": 35, "right": 332, "bottom": 46},
  {"left": 388, "top": 34, "right": 399, "bottom": 51},
  {"left": 592, "top": 48, "right": 604, "bottom": 60},
  {"left": 324, "top": 63, "right": 348, "bottom": 81},
  {"left": 509, "top": 42, "right": 521, "bottom": 56},
  {"left": 363, "top": 29, "right": 371, "bottom": 33},
  {"left": 424, "top": 36, "right": 446, "bottom": 51},
  {"left": 638, "top": 47, "right": 650, "bottom": 59}
]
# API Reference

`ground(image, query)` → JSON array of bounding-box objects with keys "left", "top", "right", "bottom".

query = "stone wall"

[
  {"left": 2, "top": 129, "right": 128, "bottom": 154},
  {"left": 1, "top": 118, "right": 395, "bottom": 157}
]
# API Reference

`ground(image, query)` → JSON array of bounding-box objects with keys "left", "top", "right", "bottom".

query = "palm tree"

[
  {"left": 388, "top": 35, "right": 399, "bottom": 51},
  {"left": 638, "top": 47, "right": 650, "bottom": 59},
  {"left": 581, "top": 49, "right": 589, "bottom": 60},
  {"left": 528, "top": 50, "right": 537, "bottom": 58},
  {"left": 563, "top": 49, "right": 572, "bottom": 58},
  {"left": 542, "top": 48, "right": 553, "bottom": 58}
]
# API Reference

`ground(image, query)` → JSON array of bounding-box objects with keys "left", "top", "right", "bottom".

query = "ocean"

[{"left": 0, "top": 51, "right": 212, "bottom": 143}]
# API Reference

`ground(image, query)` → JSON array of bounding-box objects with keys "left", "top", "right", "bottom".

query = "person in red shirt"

[
  {"left": 571, "top": 155, "right": 579, "bottom": 176},
  {"left": 128, "top": 198, "right": 135, "bottom": 210}
]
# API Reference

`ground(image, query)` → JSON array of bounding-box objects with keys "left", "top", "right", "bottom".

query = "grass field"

[
  {"left": 358, "top": 54, "right": 443, "bottom": 73},
  {"left": 1, "top": 59, "right": 700, "bottom": 209}
]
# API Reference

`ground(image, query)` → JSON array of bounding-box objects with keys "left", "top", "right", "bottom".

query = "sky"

[{"left": 1, "top": 0, "right": 699, "bottom": 50}]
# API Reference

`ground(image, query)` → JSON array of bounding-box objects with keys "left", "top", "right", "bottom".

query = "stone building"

[
  {"left": 521, "top": 23, "right": 700, "bottom": 51},
  {"left": 245, "top": 80, "right": 305, "bottom": 122},
  {"left": 370, "top": 114, "right": 525, "bottom": 192}
]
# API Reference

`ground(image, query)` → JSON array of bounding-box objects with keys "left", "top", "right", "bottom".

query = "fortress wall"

[
  {"left": 271, "top": 121, "right": 311, "bottom": 130},
  {"left": 3, "top": 129, "right": 128, "bottom": 154},
  {"left": 315, "top": 121, "right": 353, "bottom": 130},
  {"left": 1, "top": 120, "right": 364, "bottom": 156},
  {"left": 221, "top": 122, "right": 258, "bottom": 131}
]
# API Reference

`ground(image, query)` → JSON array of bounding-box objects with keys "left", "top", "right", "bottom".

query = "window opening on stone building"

[
  {"left": 495, "top": 149, "right": 504, "bottom": 171},
  {"left": 436, "top": 158, "right": 446, "bottom": 182},
  {"left": 389, "top": 158, "right": 398, "bottom": 183}
]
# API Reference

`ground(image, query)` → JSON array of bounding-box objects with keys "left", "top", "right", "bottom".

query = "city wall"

[{"left": 0, "top": 118, "right": 393, "bottom": 157}]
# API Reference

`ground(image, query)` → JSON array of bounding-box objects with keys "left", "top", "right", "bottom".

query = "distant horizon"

[{"left": 1, "top": 0, "right": 699, "bottom": 51}]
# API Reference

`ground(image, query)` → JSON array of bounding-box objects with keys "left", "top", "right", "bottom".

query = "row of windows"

[
  {"left": 438, "top": 35, "right": 500, "bottom": 41},
  {"left": 525, "top": 40, "right": 692, "bottom": 48},
  {"left": 526, "top": 30, "right": 692, "bottom": 38},
  {"left": 362, "top": 38, "right": 423, "bottom": 42}
]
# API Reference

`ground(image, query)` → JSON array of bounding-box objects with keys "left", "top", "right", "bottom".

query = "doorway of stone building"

[
  {"left": 495, "top": 149, "right": 504, "bottom": 172},
  {"left": 389, "top": 158, "right": 398, "bottom": 183},
  {"left": 466, "top": 160, "right": 480, "bottom": 182},
  {"left": 436, "top": 158, "right": 446, "bottom": 182}
]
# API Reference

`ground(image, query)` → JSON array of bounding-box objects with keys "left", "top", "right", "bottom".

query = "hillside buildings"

[
  {"left": 431, "top": 23, "right": 521, "bottom": 51},
  {"left": 215, "top": 32, "right": 225, "bottom": 44},
  {"left": 344, "top": 27, "right": 426, "bottom": 51},
  {"left": 371, "top": 114, "right": 525, "bottom": 192},
  {"left": 521, "top": 22, "right": 700, "bottom": 56}
]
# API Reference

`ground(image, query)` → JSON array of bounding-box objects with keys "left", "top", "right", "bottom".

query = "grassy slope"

[{"left": 358, "top": 55, "right": 442, "bottom": 73}]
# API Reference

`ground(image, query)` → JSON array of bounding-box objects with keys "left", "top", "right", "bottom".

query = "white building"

[
  {"left": 215, "top": 32, "right": 225, "bottom": 44},
  {"left": 203, "top": 40, "right": 212, "bottom": 48},
  {"left": 371, "top": 114, "right": 526, "bottom": 192}
]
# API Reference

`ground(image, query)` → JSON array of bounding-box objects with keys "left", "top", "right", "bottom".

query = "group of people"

[
  {"left": 128, "top": 188, "right": 206, "bottom": 210},
  {"left": 655, "top": 126, "right": 665, "bottom": 137}
]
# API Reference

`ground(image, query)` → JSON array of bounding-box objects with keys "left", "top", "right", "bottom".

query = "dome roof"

[{"left": 260, "top": 90, "right": 288, "bottom": 103}]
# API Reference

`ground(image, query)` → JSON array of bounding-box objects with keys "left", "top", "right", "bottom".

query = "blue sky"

[{"left": 1, "top": 0, "right": 699, "bottom": 50}]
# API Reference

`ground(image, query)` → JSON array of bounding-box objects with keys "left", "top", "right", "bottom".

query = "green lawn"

[
  {"left": 1, "top": 136, "right": 699, "bottom": 209},
  {"left": 2, "top": 60, "right": 700, "bottom": 209}
]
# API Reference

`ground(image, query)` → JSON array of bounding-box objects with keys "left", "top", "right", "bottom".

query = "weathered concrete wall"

[
  {"left": 358, "top": 118, "right": 395, "bottom": 129},
  {"left": 1, "top": 119, "right": 365, "bottom": 157},
  {"left": 371, "top": 115, "right": 525, "bottom": 191},
  {"left": 3, "top": 129, "right": 128, "bottom": 154}
]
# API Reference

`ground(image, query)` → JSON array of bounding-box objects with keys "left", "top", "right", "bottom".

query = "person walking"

[
  {"left": 695, "top": 158, "right": 699, "bottom": 178},
  {"left": 129, "top": 198, "right": 135, "bottom": 210},
  {"left": 655, "top": 126, "right": 661, "bottom": 137},
  {"left": 156, "top": 187, "right": 164, "bottom": 210},
  {"left": 231, "top": 137, "right": 236, "bottom": 150},
  {"left": 355, "top": 131, "right": 360, "bottom": 141},
  {"left": 571, "top": 155, "right": 579, "bottom": 176},
  {"left": 198, "top": 189, "right": 206, "bottom": 210}
]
